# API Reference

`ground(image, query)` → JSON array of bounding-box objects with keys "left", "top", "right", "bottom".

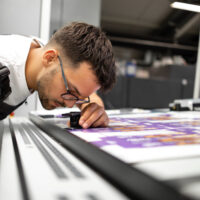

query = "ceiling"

[{"left": 101, "top": 0, "right": 200, "bottom": 51}]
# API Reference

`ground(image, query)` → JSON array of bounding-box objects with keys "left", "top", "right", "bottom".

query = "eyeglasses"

[{"left": 58, "top": 56, "right": 90, "bottom": 104}]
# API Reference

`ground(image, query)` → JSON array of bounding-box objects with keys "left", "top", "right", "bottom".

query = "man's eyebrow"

[{"left": 70, "top": 82, "right": 81, "bottom": 96}]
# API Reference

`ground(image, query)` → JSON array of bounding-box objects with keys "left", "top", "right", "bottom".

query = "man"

[{"left": 0, "top": 22, "right": 116, "bottom": 128}]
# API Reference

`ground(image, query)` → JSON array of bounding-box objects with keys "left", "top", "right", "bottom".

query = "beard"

[
  {"left": 37, "top": 68, "right": 66, "bottom": 110},
  {"left": 37, "top": 69, "right": 56, "bottom": 110},
  {"left": 37, "top": 81, "right": 53, "bottom": 110}
]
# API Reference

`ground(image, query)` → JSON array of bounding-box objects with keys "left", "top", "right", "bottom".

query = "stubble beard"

[
  {"left": 36, "top": 68, "right": 65, "bottom": 110},
  {"left": 37, "top": 71, "right": 54, "bottom": 110},
  {"left": 37, "top": 81, "right": 53, "bottom": 110}
]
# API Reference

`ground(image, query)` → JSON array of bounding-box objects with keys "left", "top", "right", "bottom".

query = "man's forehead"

[
  {"left": 69, "top": 80, "right": 100, "bottom": 98},
  {"left": 65, "top": 63, "right": 100, "bottom": 98}
]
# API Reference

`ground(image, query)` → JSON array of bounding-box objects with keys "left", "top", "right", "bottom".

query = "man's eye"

[
  {"left": 68, "top": 85, "right": 75, "bottom": 93},
  {"left": 68, "top": 83, "right": 79, "bottom": 97},
  {"left": 71, "top": 91, "right": 77, "bottom": 96},
  {"left": 69, "top": 89, "right": 78, "bottom": 97}
]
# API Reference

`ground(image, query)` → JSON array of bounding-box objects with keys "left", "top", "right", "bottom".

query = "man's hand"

[{"left": 79, "top": 102, "right": 109, "bottom": 129}]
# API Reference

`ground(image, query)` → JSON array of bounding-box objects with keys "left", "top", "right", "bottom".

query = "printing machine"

[{"left": 0, "top": 109, "right": 199, "bottom": 200}]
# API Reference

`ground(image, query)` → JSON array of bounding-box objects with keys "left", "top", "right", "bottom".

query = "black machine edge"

[{"left": 29, "top": 112, "right": 190, "bottom": 200}]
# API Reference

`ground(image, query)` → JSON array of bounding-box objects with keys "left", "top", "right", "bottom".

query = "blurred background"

[{"left": 0, "top": 0, "right": 199, "bottom": 116}]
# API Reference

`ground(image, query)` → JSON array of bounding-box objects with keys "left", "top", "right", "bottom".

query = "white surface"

[
  {"left": 193, "top": 31, "right": 200, "bottom": 98},
  {"left": 0, "top": 0, "right": 41, "bottom": 36},
  {"left": 135, "top": 157, "right": 200, "bottom": 181},
  {"left": 31, "top": 106, "right": 79, "bottom": 115},
  {"left": 135, "top": 157, "right": 200, "bottom": 199},
  {"left": 0, "top": 119, "right": 22, "bottom": 200},
  {"left": 40, "top": 0, "right": 51, "bottom": 42},
  {"left": 171, "top": 2, "right": 200, "bottom": 13},
  {"left": 9, "top": 118, "right": 128, "bottom": 200},
  {"left": 50, "top": 0, "right": 101, "bottom": 36}
]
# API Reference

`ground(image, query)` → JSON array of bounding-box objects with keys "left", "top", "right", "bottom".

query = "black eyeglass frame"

[{"left": 58, "top": 56, "right": 90, "bottom": 104}]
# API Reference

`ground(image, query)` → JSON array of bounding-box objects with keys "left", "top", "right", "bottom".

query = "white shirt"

[{"left": 0, "top": 35, "right": 41, "bottom": 106}]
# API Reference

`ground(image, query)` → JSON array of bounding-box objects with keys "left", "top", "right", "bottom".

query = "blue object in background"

[{"left": 125, "top": 61, "right": 136, "bottom": 76}]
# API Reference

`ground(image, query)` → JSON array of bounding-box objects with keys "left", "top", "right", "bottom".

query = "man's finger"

[
  {"left": 81, "top": 106, "right": 104, "bottom": 128},
  {"left": 79, "top": 103, "right": 98, "bottom": 125},
  {"left": 92, "top": 114, "right": 109, "bottom": 128}
]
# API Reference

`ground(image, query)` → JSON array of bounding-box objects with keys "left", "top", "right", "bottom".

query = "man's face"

[{"left": 36, "top": 60, "right": 100, "bottom": 110}]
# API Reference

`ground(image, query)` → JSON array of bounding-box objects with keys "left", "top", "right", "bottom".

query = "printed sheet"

[{"left": 70, "top": 111, "right": 200, "bottom": 163}]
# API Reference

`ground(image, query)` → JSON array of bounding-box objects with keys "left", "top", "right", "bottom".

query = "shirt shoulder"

[{"left": 0, "top": 34, "right": 34, "bottom": 106}]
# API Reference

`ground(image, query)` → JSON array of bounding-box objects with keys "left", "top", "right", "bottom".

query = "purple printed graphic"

[{"left": 71, "top": 113, "right": 200, "bottom": 149}]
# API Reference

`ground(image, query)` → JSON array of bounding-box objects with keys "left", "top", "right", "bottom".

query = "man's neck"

[{"left": 25, "top": 41, "right": 43, "bottom": 92}]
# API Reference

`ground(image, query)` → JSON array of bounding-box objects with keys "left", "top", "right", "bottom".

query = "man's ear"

[{"left": 42, "top": 49, "right": 58, "bottom": 67}]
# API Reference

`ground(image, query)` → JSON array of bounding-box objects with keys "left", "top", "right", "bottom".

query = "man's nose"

[{"left": 64, "top": 100, "right": 76, "bottom": 108}]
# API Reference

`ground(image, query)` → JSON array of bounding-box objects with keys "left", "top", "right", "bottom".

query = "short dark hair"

[{"left": 48, "top": 22, "right": 116, "bottom": 92}]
